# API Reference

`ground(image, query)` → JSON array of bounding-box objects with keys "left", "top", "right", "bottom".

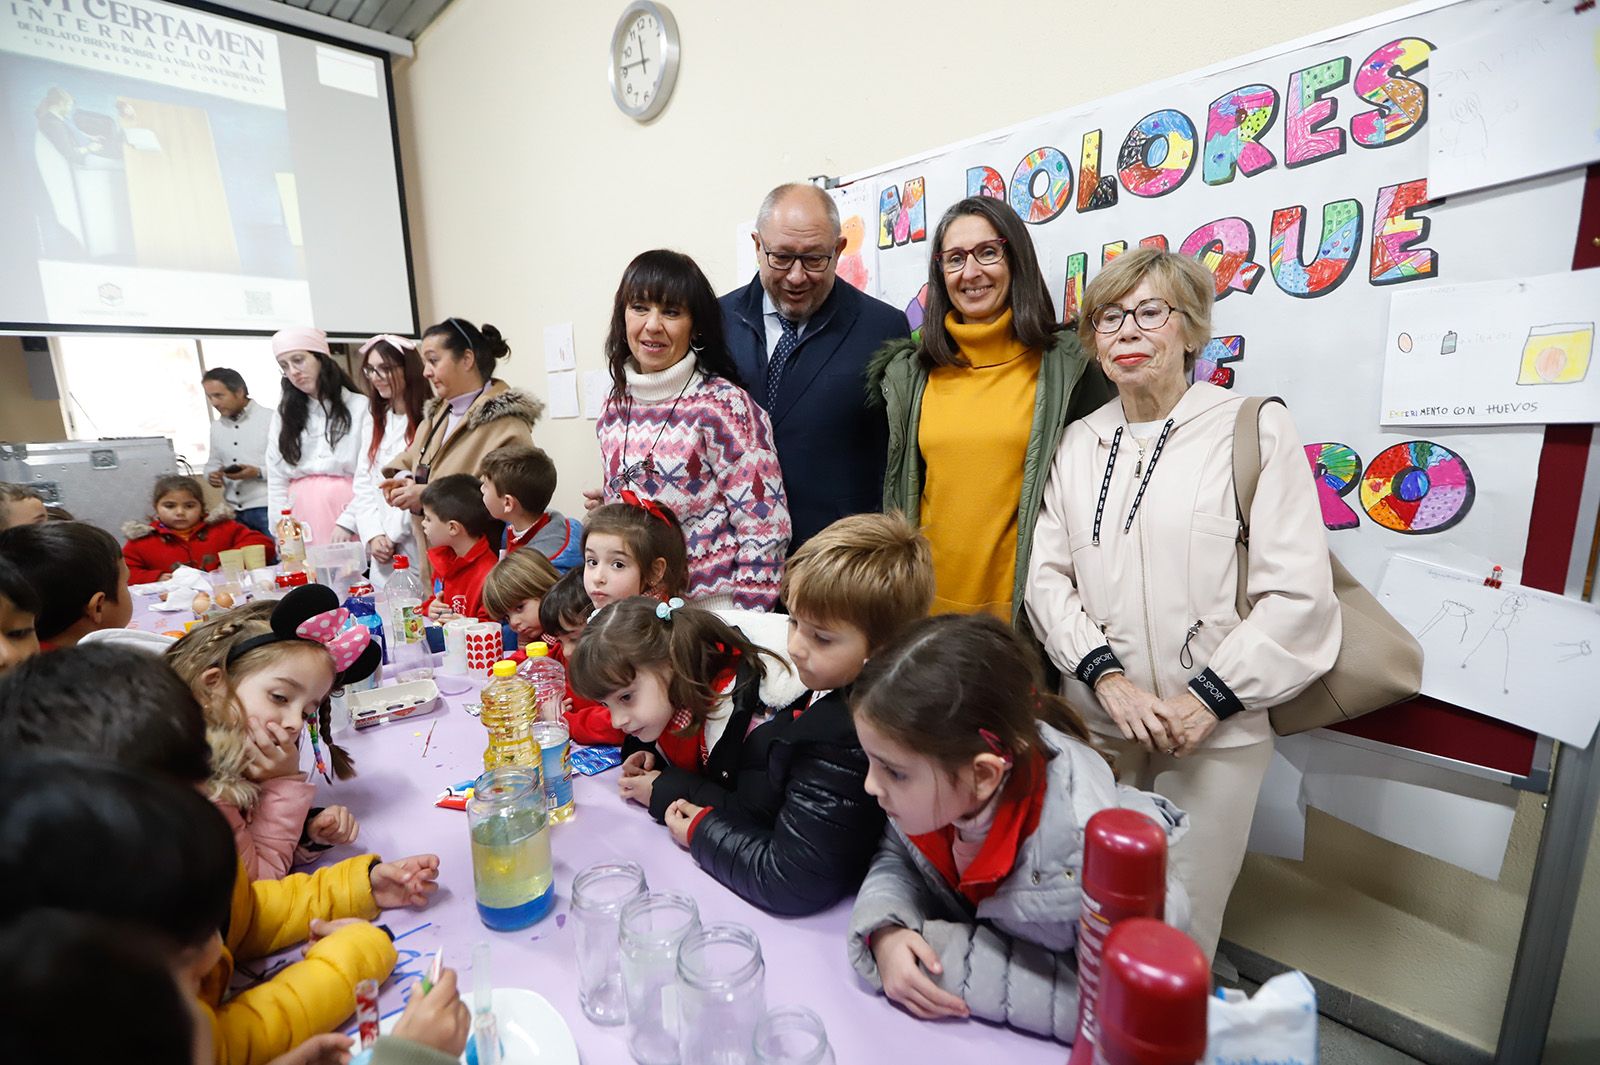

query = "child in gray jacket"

[{"left": 846, "top": 613, "right": 1191, "bottom": 1043}]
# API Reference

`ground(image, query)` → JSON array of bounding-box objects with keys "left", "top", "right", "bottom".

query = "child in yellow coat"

[{"left": 0, "top": 641, "right": 441, "bottom": 1065}]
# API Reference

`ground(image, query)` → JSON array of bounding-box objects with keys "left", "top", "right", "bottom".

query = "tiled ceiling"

[{"left": 258, "top": 0, "right": 455, "bottom": 43}]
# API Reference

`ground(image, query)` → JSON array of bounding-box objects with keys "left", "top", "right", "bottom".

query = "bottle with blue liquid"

[
  {"left": 342, "top": 584, "right": 385, "bottom": 689},
  {"left": 467, "top": 766, "right": 554, "bottom": 931}
]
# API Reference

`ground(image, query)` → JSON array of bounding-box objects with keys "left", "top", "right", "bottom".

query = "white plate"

[{"left": 377, "top": 988, "right": 579, "bottom": 1064}]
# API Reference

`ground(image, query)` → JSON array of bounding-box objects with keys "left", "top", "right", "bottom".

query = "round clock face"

[{"left": 610, "top": 3, "right": 678, "bottom": 121}]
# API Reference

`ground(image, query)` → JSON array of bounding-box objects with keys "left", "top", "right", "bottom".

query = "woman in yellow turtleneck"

[{"left": 871, "top": 197, "right": 1110, "bottom": 628}]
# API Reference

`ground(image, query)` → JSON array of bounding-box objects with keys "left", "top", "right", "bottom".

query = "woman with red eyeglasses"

[
  {"left": 587, "top": 249, "right": 791, "bottom": 610},
  {"left": 869, "top": 196, "right": 1111, "bottom": 628}
]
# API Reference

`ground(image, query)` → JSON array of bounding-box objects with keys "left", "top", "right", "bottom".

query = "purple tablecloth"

[{"left": 128, "top": 594, "right": 1067, "bottom": 1061}]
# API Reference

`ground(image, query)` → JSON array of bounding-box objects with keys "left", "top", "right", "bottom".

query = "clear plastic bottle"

[
  {"left": 515, "top": 642, "right": 567, "bottom": 722},
  {"left": 481, "top": 660, "right": 537, "bottom": 770},
  {"left": 275, "top": 508, "right": 307, "bottom": 573},
  {"left": 386, "top": 555, "right": 433, "bottom": 682}
]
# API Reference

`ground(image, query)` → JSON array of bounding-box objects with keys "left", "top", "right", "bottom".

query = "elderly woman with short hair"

[{"left": 1024, "top": 247, "right": 1341, "bottom": 961}]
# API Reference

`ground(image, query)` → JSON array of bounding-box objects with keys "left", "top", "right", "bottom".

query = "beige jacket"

[
  {"left": 1024, "top": 383, "right": 1340, "bottom": 748},
  {"left": 382, "top": 379, "right": 542, "bottom": 579}
]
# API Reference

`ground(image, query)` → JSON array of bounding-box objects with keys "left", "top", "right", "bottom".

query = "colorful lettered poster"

[
  {"left": 824, "top": 0, "right": 1584, "bottom": 592},
  {"left": 1382, "top": 268, "right": 1600, "bottom": 426},
  {"left": 1428, "top": 3, "right": 1600, "bottom": 198}
]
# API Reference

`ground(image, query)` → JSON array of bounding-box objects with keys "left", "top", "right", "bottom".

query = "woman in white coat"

[
  {"left": 1024, "top": 248, "right": 1341, "bottom": 962},
  {"left": 333, "top": 335, "right": 427, "bottom": 586},
  {"left": 264, "top": 327, "right": 369, "bottom": 547}
]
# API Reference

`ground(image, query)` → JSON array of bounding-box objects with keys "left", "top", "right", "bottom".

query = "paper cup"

[
  {"left": 241, "top": 544, "right": 268, "bottom": 570},
  {"left": 464, "top": 623, "right": 503, "bottom": 676},
  {"left": 444, "top": 618, "right": 476, "bottom": 674}
]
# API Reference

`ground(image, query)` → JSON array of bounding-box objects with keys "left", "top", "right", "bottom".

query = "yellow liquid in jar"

[{"left": 470, "top": 813, "right": 553, "bottom": 929}]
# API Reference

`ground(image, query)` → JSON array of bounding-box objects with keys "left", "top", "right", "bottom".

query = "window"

[{"left": 53, "top": 335, "right": 212, "bottom": 468}]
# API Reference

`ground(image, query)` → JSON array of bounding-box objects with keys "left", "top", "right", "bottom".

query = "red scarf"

[{"left": 908, "top": 751, "right": 1048, "bottom": 906}]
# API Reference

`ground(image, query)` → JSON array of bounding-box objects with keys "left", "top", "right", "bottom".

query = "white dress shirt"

[
  {"left": 337, "top": 408, "right": 415, "bottom": 547},
  {"left": 265, "top": 390, "right": 370, "bottom": 518},
  {"left": 204, "top": 399, "right": 272, "bottom": 511},
  {"left": 761, "top": 290, "right": 812, "bottom": 357}
]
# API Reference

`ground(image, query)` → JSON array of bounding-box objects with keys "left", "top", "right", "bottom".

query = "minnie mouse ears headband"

[{"left": 226, "top": 585, "right": 381, "bottom": 687}]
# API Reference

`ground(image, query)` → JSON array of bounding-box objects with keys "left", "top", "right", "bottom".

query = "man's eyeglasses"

[
  {"left": 1089, "top": 297, "right": 1183, "bottom": 334},
  {"left": 937, "top": 238, "right": 1007, "bottom": 274},
  {"left": 760, "top": 244, "right": 835, "bottom": 274}
]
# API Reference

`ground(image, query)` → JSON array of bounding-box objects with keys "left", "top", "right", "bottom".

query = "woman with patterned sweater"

[{"left": 587, "top": 250, "right": 791, "bottom": 609}]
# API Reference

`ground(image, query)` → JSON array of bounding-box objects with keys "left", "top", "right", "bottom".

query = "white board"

[{"left": 820, "top": 0, "right": 1585, "bottom": 596}]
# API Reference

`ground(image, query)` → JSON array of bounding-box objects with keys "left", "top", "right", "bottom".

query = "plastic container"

[
  {"left": 386, "top": 555, "right": 433, "bottom": 682},
  {"left": 1093, "top": 919, "right": 1209, "bottom": 1065},
  {"left": 275, "top": 508, "right": 307, "bottom": 572},
  {"left": 481, "top": 660, "right": 537, "bottom": 769},
  {"left": 753, "top": 1006, "right": 835, "bottom": 1065},
  {"left": 309, "top": 540, "right": 366, "bottom": 592},
  {"left": 532, "top": 720, "right": 575, "bottom": 822},
  {"left": 572, "top": 861, "right": 649, "bottom": 1026},
  {"left": 516, "top": 642, "right": 567, "bottom": 722},
  {"left": 467, "top": 767, "right": 553, "bottom": 931},
  {"left": 343, "top": 584, "right": 386, "bottom": 679},
  {"left": 1069, "top": 809, "right": 1171, "bottom": 1065},
  {"left": 348, "top": 679, "right": 440, "bottom": 730},
  {"left": 677, "top": 923, "right": 766, "bottom": 1065},
  {"left": 621, "top": 891, "right": 700, "bottom": 1065}
]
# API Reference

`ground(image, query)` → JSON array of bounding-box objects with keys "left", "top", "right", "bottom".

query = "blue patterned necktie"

[{"left": 766, "top": 314, "right": 799, "bottom": 408}]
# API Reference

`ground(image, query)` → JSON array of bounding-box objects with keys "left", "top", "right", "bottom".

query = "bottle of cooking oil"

[{"left": 480, "top": 659, "right": 536, "bottom": 769}]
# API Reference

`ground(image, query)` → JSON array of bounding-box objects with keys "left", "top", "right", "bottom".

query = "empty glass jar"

[
  {"left": 676, "top": 923, "right": 766, "bottom": 1065},
  {"left": 620, "top": 891, "right": 701, "bottom": 1065},
  {"left": 572, "top": 861, "right": 649, "bottom": 1025},
  {"left": 753, "top": 1006, "right": 834, "bottom": 1065}
]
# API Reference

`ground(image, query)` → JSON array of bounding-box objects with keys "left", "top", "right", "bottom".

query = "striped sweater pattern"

[{"left": 597, "top": 355, "right": 791, "bottom": 609}]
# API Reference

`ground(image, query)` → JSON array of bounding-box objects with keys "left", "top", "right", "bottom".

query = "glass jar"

[
  {"left": 676, "top": 923, "right": 766, "bottom": 1065},
  {"left": 466, "top": 767, "right": 553, "bottom": 930},
  {"left": 753, "top": 1006, "right": 834, "bottom": 1065},
  {"left": 572, "top": 861, "right": 649, "bottom": 1026},
  {"left": 620, "top": 891, "right": 701, "bottom": 1065}
]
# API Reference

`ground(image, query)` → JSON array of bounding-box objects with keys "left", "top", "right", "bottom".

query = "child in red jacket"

[
  {"left": 122, "top": 475, "right": 275, "bottom": 585},
  {"left": 482, "top": 551, "right": 622, "bottom": 746},
  {"left": 419, "top": 474, "right": 501, "bottom": 621}
]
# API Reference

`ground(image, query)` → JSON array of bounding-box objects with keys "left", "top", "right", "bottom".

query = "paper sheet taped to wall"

[{"left": 1376, "top": 555, "right": 1600, "bottom": 747}]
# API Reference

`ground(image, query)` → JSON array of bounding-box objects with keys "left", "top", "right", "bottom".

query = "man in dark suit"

[{"left": 721, "top": 183, "right": 911, "bottom": 552}]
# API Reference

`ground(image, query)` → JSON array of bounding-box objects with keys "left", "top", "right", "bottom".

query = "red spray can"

[
  {"left": 1067, "top": 808, "right": 1170, "bottom": 1065},
  {"left": 1094, "top": 918, "right": 1210, "bottom": 1065}
]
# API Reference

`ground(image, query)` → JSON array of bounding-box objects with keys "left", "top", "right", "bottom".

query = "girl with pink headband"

[{"left": 264, "top": 326, "right": 370, "bottom": 547}]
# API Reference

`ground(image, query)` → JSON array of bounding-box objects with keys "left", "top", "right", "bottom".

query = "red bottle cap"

[
  {"left": 393, "top": 555, "right": 410, "bottom": 570},
  {"left": 286, "top": 571, "right": 309, "bottom": 587},
  {"left": 348, "top": 583, "right": 374, "bottom": 596},
  {"left": 1082, "top": 808, "right": 1168, "bottom": 911},
  {"left": 1096, "top": 918, "right": 1210, "bottom": 1065}
]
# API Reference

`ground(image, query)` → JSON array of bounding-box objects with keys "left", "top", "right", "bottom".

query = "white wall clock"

[{"left": 608, "top": 2, "right": 680, "bottom": 122}]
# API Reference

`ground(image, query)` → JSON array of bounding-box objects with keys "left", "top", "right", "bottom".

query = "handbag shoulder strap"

[
  {"left": 1230, "top": 395, "right": 1286, "bottom": 544},
  {"left": 1231, "top": 396, "right": 1285, "bottom": 617}
]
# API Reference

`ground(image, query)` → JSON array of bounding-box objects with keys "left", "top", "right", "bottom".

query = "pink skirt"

[{"left": 287, "top": 475, "right": 355, "bottom": 547}]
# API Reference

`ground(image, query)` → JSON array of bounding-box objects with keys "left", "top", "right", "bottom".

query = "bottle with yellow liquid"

[
  {"left": 467, "top": 766, "right": 554, "bottom": 931},
  {"left": 480, "top": 660, "right": 536, "bottom": 770}
]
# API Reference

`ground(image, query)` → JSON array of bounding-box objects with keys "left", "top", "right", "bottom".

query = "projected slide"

[{"left": 0, "top": 0, "right": 413, "bottom": 335}]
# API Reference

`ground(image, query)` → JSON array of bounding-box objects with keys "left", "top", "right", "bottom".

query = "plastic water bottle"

[
  {"left": 275, "top": 508, "right": 307, "bottom": 573},
  {"left": 343, "top": 584, "right": 385, "bottom": 690},
  {"left": 387, "top": 555, "right": 433, "bottom": 683},
  {"left": 516, "top": 642, "right": 567, "bottom": 723},
  {"left": 481, "top": 660, "right": 537, "bottom": 770}
]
